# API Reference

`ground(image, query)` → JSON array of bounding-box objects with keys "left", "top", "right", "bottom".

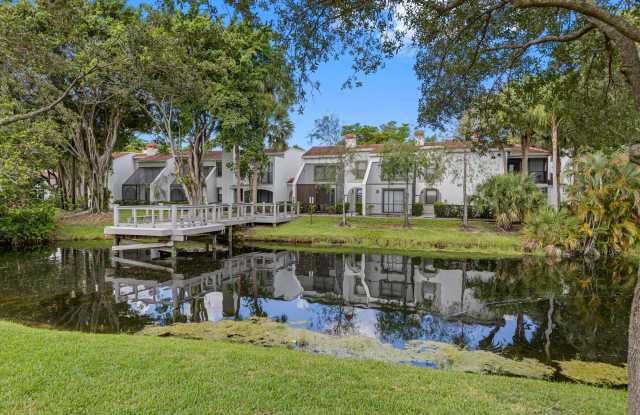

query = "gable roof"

[
  {"left": 302, "top": 144, "right": 382, "bottom": 158},
  {"left": 302, "top": 141, "right": 551, "bottom": 157}
]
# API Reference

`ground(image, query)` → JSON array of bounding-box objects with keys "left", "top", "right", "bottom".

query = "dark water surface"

[{"left": 0, "top": 246, "right": 635, "bottom": 365}]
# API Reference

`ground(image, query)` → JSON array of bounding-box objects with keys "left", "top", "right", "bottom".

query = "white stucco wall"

[
  {"left": 109, "top": 153, "right": 136, "bottom": 202},
  {"left": 434, "top": 150, "right": 505, "bottom": 204},
  {"left": 273, "top": 148, "right": 304, "bottom": 201}
]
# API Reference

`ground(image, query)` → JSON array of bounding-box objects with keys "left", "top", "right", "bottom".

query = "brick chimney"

[
  {"left": 415, "top": 130, "right": 425, "bottom": 146},
  {"left": 144, "top": 143, "right": 158, "bottom": 156},
  {"left": 344, "top": 133, "right": 357, "bottom": 148}
]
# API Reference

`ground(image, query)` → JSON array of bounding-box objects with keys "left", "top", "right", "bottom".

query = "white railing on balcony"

[{"left": 112, "top": 202, "right": 300, "bottom": 228}]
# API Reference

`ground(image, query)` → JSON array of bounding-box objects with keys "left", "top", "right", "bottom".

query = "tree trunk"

[
  {"left": 463, "top": 149, "right": 468, "bottom": 227},
  {"left": 403, "top": 179, "right": 410, "bottom": 228},
  {"left": 234, "top": 145, "right": 242, "bottom": 203},
  {"left": 71, "top": 156, "right": 77, "bottom": 208},
  {"left": 629, "top": 274, "right": 640, "bottom": 415},
  {"left": 251, "top": 171, "right": 258, "bottom": 205},
  {"left": 551, "top": 119, "right": 561, "bottom": 209},
  {"left": 521, "top": 133, "right": 529, "bottom": 177}
]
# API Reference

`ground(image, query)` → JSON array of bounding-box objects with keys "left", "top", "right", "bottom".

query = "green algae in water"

[
  {"left": 140, "top": 319, "right": 555, "bottom": 381},
  {"left": 556, "top": 360, "right": 628, "bottom": 387}
]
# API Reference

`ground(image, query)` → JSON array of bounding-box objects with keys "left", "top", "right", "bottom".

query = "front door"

[{"left": 382, "top": 189, "right": 404, "bottom": 214}]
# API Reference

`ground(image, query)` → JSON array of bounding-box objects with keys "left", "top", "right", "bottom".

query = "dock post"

[
  {"left": 112, "top": 235, "right": 121, "bottom": 257},
  {"left": 228, "top": 226, "right": 233, "bottom": 256},
  {"left": 212, "top": 233, "right": 217, "bottom": 259}
]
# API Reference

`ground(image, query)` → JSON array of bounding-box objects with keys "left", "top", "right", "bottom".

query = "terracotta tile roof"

[
  {"left": 131, "top": 150, "right": 224, "bottom": 162},
  {"left": 421, "top": 140, "right": 551, "bottom": 155},
  {"left": 302, "top": 144, "right": 382, "bottom": 157},
  {"left": 133, "top": 153, "right": 172, "bottom": 161},
  {"left": 302, "top": 141, "right": 551, "bottom": 157},
  {"left": 112, "top": 152, "right": 135, "bottom": 159}
]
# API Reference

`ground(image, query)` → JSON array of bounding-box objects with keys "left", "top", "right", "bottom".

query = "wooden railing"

[{"left": 112, "top": 202, "right": 300, "bottom": 228}]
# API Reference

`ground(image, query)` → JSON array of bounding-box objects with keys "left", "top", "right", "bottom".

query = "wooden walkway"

[{"left": 104, "top": 202, "right": 299, "bottom": 245}]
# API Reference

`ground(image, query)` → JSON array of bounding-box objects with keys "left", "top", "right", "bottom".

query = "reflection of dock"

[{"left": 106, "top": 252, "right": 292, "bottom": 305}]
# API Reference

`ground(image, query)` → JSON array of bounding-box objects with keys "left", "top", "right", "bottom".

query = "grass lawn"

[
  {"left": 54, "top": 211, "right": 112, "bottom": 241},
  {"left": 0, "top": 321, "right": 626, "bottom": 414},
  {"left": 245, "top": 216, "right": 526, "bottom": 257}
]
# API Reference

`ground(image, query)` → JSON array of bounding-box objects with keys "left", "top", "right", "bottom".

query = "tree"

[
  {"left": 341, "top": 121, "right": 410, "bottom": 144},
  {"left": 379, "top": 141, "right": 445, "bottom": 227},
  {"left": 307, "top": 115, "right": 356, "bottom": 226}
]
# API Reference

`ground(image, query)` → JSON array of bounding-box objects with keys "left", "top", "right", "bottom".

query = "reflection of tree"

[
  {"left": 309, "top": 295, "right": 358, "bottom": 336},
  {"left": 0, "top": 248, "right": 149, "bottom": 332},
  {"left": 237, "top": 270, "right": 271, "bottom": 318},
  {"left": 467, "top": 257, "right": 636, "bottom": 364},
  {"left": 376, "top": 308, "right": 424, "bottom": 344}
]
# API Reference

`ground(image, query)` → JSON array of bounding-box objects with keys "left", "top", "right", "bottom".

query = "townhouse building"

[
  {"left": 109, "top": 144, "right": 304, "bottom": 205},
  {"left": 292, "top": 132, "right": 564, "bottom": 216}
]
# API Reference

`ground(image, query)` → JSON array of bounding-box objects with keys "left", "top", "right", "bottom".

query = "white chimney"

[
  {"left": 144, "top": 143, "right": 158, "bottom": 156},
  {"left": 415, "top": 130, "right": 425, "bottom": 146},
  {"left": 344, "top": 133, "right": 357, "bottom": 148}
]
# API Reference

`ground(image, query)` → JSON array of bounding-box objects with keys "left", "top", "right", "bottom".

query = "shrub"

[
  {"left": 354, "top": 203, "right": 363, "bottom": 215},
  {"left": 434, "top": 202, "right": 462, "bottom": 218},
  {"left": 474, "top": 174, "right": 544, "bottom": 230},
  {"left": 411, "top": 203, "right": 423, "bottom": 216},
  {"left": 433, "top": 202, "right": 492, "bottom": 219},
  {"left": 567, "top": 150, "right": 640, "bottom": 256},
  {"left": 326, "top": 205, "right": 336, "bottom": 214},
  {"left": 335, "top": 203, "right": 350, "bottom": 214},
  {"left": 0, "top": 205, "right": 55, "bottom": 248},
  {"left": 524, "top": 208, "right": 581, "bottom": 251}
]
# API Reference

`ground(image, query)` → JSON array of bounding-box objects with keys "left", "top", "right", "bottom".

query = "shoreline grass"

[
  {"left": 244, "top": 216, "right": 528, "bottom": 257},
  {"left": 0, "top": 321, "right": 626, "bottom": 414}
]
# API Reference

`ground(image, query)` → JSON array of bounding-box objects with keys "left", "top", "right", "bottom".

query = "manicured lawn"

[
  {"left": 54, "top": 211, "right": 112, "bottom": 241},
  {"left": 0, "top": 321, "right": 626, "bottom": 414},
  {"left": 245, "top": 216, "right": 526, "bottom": 257}
]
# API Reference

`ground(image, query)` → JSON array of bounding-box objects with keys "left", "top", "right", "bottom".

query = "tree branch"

[
  {"left": 489, "top": 23, "right": 596, "bottom": 51},
  {"left": 0, "top": 65, "right": 99, "bottom": 127},
  {"left": 512, "top": 0, "right": 640, "bottom": 43}
]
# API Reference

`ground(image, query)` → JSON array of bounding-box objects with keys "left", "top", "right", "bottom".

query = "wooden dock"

[{"left": 105, "top": 202, "right": 299, "bottom": 253}]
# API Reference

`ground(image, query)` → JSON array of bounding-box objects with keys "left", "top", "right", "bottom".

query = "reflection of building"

[{"left": 105, "top": 251, "right": 499, "bottom": 324}]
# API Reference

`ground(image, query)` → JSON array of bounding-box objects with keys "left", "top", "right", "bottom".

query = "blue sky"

[{"left": 288, "top": 55, "right": 425, "bottom": 148}]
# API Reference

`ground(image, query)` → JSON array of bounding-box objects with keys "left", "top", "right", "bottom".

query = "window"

[
  {"left": 216, "top": 187, "right": 222, "bottom": 203},
  {"left": 352, "top": 161, "right": 367, "bottom": 180},
  {"left": 529, "top": 158, "right": 548, "bottom": 184},
  {"left": 216, "top": 161, "right": 222, "bottom": 177},
  {"left": 314, "top": 165, "right": 336, "bottom": 182},
  {"left": 382, "top": 189, "right": 405, "bottom": 213},
  {"left": 381, "top": 255, "right": 405, "bottom": 273},
  {"left": 170, "top": 185, "right": 187, "bottom": 202},
  {"left": 259, "top": 161, "right": 274, "bottom": 184},
  {"left": 355, "top": 188, "right": 363, "bottom": 204}
]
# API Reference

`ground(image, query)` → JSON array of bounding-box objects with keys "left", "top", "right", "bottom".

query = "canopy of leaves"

[{"left": 342, "top": 121, "right": 410, "bottom": 144}]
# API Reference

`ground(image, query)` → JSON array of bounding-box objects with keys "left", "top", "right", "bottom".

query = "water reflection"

[{"left": 0, "top": 248, "right": 634, "bottom": 365}]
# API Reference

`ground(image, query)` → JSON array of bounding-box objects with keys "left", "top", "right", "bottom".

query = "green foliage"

[
  {"left": 411, "top": 203, "right": 423, "bottom": 216},
  {"left": 475, "top": 174, "right": 544, "bottom": 230},
  {"left": 567, "top": 150, "right": 640, "bottom": 256},
  {"left": 433, "top": 202, "right": 491, "bottom": 219},
  {"left": 0, "top": 205, "right": 55, "bottom": 248},
  {"left": 342, "top": 121, "right": 410, "bottom": 144},
  {"left": 335, "top": 203, "right": 350, "bottom": 215},
  {"left": 524, "top": 208, "right": 581, "bottom": 250}
]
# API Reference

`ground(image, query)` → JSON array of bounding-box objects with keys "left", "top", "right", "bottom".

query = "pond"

[{"left": 0, "top": 245, "right": 635, "bottom": 374}]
